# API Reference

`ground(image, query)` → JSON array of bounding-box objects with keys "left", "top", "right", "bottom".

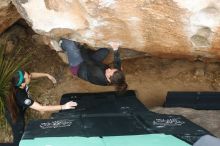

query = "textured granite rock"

[
  {"left": 8, "top": 0, "right": 220, "bottom": 60},
  {"left": 0, "top": 0, "right": 20, "bottom": 34}
]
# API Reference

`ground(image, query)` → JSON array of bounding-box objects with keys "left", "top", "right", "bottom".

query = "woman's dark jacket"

[{"left": 77, "top": 46, "right": 121, "bottom": 86}]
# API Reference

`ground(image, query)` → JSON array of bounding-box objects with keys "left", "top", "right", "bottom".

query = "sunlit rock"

[{"left": 10, "top": 0, "right": 220, "bottom": 60}]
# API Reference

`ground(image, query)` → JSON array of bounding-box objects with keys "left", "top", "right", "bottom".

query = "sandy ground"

[{"left": 0, "top": 21, "right": 220, "bottom": 142}]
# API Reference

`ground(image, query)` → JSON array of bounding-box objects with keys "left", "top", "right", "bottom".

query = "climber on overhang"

[{"left": 58, "top": 38, "right": 128, "bottom": 93}]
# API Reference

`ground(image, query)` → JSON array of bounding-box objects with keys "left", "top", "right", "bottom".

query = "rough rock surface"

[
  {"left": 11, "top": 0, "right": 220, "bottom": 60},
  {"left": 0, "top": 0, "right": 20, "bottom": 34}
]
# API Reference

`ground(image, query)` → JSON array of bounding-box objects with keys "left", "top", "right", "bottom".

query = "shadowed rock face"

[
  {"left": 4, "top": 0, "right": 220, "bottom": 60},
  {"left": 0, "top": 0, "right": 20, "bottom": 33}
]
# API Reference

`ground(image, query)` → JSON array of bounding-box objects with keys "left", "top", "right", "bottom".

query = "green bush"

[{"left": 0, "top": 43, "right": 30, "bottom": 123}]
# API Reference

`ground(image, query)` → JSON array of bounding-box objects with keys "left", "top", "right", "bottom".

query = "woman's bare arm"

[
  {"left": 30, "top": 72, "right": 57, "bottom": 84},
  {"left": 30, "top": 101, "right": 77, "bottom": 112}
]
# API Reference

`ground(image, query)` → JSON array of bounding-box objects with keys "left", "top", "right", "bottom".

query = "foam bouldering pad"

[
  {"left": 20, "top": 90, "right": 212, "bottom": 146},
  {"left": 22, "top": 115, "right": 148, "bottom": 139},
  {"left": 52, "top": 90, "right": 147, "bottom": 118},
  {"left": 193, "top": 135, "right": 220, "bottom": 146},
  {"left": 164, "top": 91, "right": 220, "bottom": 110},
  {"left": 20, "top": 134, "right": 191, "bottom": 146},
  {"left": 136, "top": 111, "right": 212, "bottom": 144}
]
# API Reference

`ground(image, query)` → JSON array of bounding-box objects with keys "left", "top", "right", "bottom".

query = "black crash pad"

[
  {"left": 164, "top": 91, "right": 220, "bottom": 110},
  {"left": 52, "top": 90, "right": 148, "bottom": 118},
  {"left": 136, "top": 111, "right": 211, "bottom": 144},
  {"left": 22, "top": 90, "right": 212, "bottom": 145}
]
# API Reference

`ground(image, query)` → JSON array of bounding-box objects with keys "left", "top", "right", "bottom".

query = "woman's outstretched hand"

[
  {"left": 108, "top": 42, "right": 120, "bottom": 51},
  {"left": 47, "top": 74, "right": 57, "bottom": 84},
  {"left": 62, "top": 101, "right": 78, "bottom": 110}
]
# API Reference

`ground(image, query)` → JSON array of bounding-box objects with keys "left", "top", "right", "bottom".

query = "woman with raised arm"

[{"left": 5, "top": 70, "right": 77, "bottom": 146}]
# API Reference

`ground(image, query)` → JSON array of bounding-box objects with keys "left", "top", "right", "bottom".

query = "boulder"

[
  {"left": 0, "top": 0, "right": 20, "bottom": 34},
  {"left": 10, "top": 0, "right": 220, "bottom": 60}
]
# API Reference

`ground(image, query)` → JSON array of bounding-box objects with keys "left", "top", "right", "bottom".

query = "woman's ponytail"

[{"left": 6, "top": 70, "right": 24, "bottom": 123}]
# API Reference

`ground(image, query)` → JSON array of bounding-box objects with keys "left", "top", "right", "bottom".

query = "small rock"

[{"left": 194, "top": 68, "right": 205, "bottom": 77}]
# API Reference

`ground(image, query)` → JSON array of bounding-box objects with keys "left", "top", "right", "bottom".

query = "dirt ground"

[{"left": 0, "top": 21, "right": 220, "bottom": 142}]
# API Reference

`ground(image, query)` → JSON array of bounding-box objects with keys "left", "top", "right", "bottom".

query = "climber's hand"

[{"left": 108, "top": 42, "right": 120, "bottom": 51}]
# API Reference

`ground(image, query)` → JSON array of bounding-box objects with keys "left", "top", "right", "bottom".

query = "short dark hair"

[{"left": 110, "top": 70, "right": 128, "bottom": 94}]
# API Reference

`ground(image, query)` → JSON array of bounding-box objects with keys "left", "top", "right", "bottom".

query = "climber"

[
  {"left": 58, "top": 38, "right": 128, "bottom": 93},
  {"left": 5, "top": 70, "right": 77, "bottom": 146}
]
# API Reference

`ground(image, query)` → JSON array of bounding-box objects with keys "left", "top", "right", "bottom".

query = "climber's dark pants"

[{"left": 5, "top": 110, "right": 25, "bottom": 146}]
